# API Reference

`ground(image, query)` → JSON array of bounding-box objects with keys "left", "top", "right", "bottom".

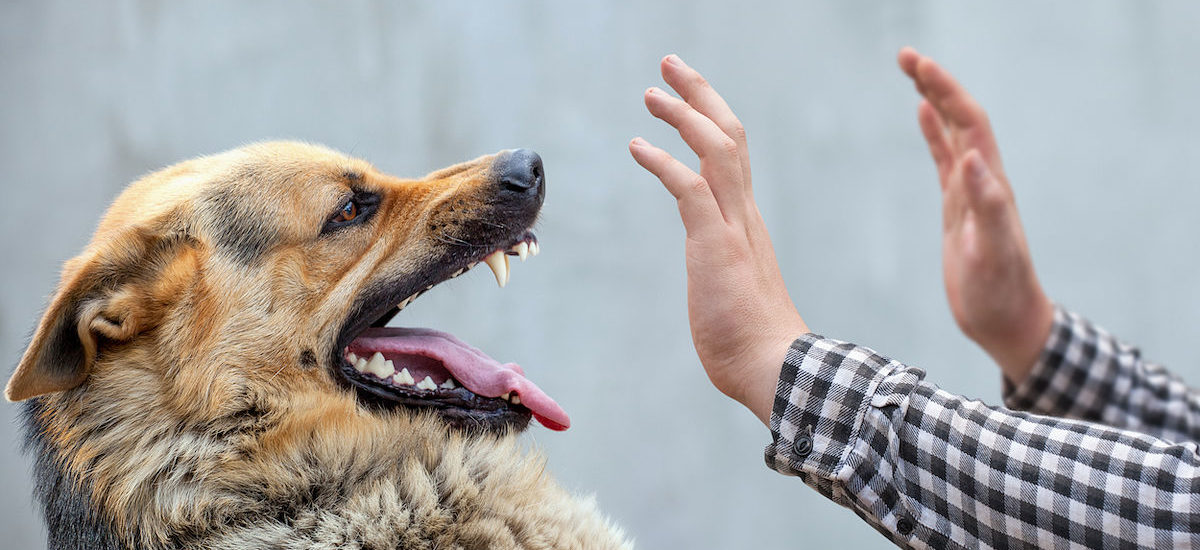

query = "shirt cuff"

[
  {"left": 764, "top": 333, "right": 904, "bottom": 478},
  {"left": 1002, "top": 304, "right": 1100, "bottom": 415}
]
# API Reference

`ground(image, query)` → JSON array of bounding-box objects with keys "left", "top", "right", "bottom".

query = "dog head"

[{"left": 8, "top": 141, "right": 568, "bottom": 433}]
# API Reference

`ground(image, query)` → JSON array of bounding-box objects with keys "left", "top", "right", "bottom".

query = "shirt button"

[
  {"left": 792, "top": 435, "right": 813, "bottom": 458},
  {"left": 896, "top": 517, "right": 914, "bottom": 536}
]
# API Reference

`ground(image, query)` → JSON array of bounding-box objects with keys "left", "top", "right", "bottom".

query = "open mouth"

[{"left": 332, "top": 232, "right": 569, "bottom": 433}]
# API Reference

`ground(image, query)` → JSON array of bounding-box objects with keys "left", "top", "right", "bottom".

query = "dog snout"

[{"left": 494, "top": 149, "right": 544, "bottom": 198}]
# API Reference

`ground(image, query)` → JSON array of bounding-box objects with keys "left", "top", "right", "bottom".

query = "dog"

[{"left": 7, "top": 142, "right": 632, "bottom": 549}]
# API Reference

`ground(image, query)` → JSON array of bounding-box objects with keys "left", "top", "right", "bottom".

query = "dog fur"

[{"left": 9, "top": 142, "right": 631, "bottom": 549}]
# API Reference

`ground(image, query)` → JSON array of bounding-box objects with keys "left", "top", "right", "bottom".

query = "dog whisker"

[
  {"left": 433, "top": 232, "right": 481, "bottom": 247},
  {"left": 476, "top": 220, "right": 510, "bottom": 230}
]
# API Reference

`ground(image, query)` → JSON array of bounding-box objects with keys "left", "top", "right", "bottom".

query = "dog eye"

[
  {"left": 336, "top": 201, "right": 358, "bottom": 223},
  {"left": 322, "top": 192, "right": 379, "bottom": 234}
]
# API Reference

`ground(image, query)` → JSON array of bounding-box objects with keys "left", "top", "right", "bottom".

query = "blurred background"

[{"left": 4, "top": 1, "right": 1200, "bottom": 548}]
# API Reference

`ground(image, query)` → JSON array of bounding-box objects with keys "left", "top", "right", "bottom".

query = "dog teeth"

[
  {"left": 439, "top": 378, "right": 457, "bottom": 390},
  {"left": 500, "top": 392, "right": 510, "bottom": 401},
  {"left": 529, "top": 241, "right": 539, "bottom": 256},
  {"left": 510, "top": 394, "right": 520, "bottom": 405},
  {"left": 415, "top": 374, "right": 439, "bottom": 391},
  {"left": 347, "top": 352, "right": 359, "bottom": 364},
  {"left": 394, "top": 367, "right": 415, "bottom": 386},
  {"left": 362, "top": 352, "right": 394, "bottom": 379},
  {"left": 398, "top": 296, "right": 413, "bottom": 310},
  {"left": 484, "top": 250, "right": 510, "bottom": 288},
  {"left": 451, "top": 267, "right": 467, "bottom": 278},
  {"left": 513, "top": 241, "right": 529, "bottom": 261},
  {"left": 354, "top": 357, "right": 368, "bottom": 372}
]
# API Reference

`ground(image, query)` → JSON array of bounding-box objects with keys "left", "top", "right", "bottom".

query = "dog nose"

[{"left": 495, "top": 149, "right": 544, "bottom": 195}]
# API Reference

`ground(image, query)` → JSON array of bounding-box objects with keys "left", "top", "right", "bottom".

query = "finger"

[
  {"left": 644, "top": 87, "right": 747, "bottom": 217},
  {"left": 659, "top": 55, "right": 752, "bottom": 190},
  {"left": 917, "top": 100, "right": 953, "bottom": 186},
  {"left": 629, "top": 137, "right": 726, "bottom": 234},
  {"left": 896, "top": 47, "right": 928, "bottom": 96},
  {"left": 913, "top": 57, "right": 1003, "bottom": 166}
]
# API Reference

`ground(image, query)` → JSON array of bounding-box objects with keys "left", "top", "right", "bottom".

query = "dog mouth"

[{"left": 333, "top": 232, "right": 569, "bottom": 433}]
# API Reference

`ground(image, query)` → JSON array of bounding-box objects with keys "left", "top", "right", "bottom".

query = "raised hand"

[
  {"left": 629, "top": 55, "right": 807, "bottom": 425},
  {"left": 898, "top": 47, "right": 1054, "bottom": 384}
]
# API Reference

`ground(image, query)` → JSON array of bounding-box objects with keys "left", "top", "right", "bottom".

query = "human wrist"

[
  {"left": 735, "top": 327, "right": 807, "bottom": 426},
  {"left": 982, "top": 294, "right": 1054, "bottom": 385}
]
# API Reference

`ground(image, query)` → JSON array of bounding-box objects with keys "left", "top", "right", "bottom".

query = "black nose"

[{"left": 495, "top": 148, "right": 544, "bottom": 195}]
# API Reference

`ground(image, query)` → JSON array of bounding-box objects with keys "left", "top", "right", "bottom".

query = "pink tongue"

[{"left": 350, "top": 327, "right": 570, "bottom": 431}]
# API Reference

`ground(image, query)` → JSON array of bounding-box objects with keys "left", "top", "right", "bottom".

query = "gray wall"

[{"left": 4, "top": 1, "right": 1200, "bottom": 548}]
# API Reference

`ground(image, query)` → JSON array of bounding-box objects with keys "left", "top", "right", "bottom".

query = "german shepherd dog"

[{"left": 8, "top": 142, "right": 631, "bottom": 549}]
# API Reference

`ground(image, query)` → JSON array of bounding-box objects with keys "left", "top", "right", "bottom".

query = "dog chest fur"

[{"left": 24, "top": 394, "right": 630, "bottom": 549}]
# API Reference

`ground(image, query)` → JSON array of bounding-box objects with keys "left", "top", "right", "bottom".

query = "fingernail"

[
  {"left": 631, "top": 137, "right": 648, "bottom": 148},
  {"left": 647, "top": 87, "right": 665, "bottom": 97},
  {"left": 665, "top": 54, "right": 683, "bottom": 67}
]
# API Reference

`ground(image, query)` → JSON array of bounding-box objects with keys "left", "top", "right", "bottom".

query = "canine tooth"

[
  {"left": 398, "top": 296, "right": 412, "bottom": 309},
  {"left": 395, "top": 368, "right": 415, "bottom": 385},
  {"left": 511, "top": 394, "right": 520, "bottom": 405},
  {"left": 484, "top": 250, "right": 509, "bottom": 288},
  {"left": 417, "top": 376, "right": 437, "bottom": 391},
  {"left": 529, "top": 241, "right": 540, "bottom": 256},
  {"left": 500, "top": 392, "right": 510, "bottom": 401},
  {"left": 514, "top": 241, "right": 529, "bottom": 261},
  {"left": 364, "top": 352, "right": 394, "bottom": 378},
  {"left": 354, "top": 357, "right": 368, "bottom": 372},
  {"left": 347, "top": 352, "right": 359, "bottom": 363},
  {"left": 440, "top": 378, "right": 457, "bottom": 389}
]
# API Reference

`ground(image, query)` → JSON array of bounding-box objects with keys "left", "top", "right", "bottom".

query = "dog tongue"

[{"left": 352, "top": 327, "right": 569, "bottom": 431}]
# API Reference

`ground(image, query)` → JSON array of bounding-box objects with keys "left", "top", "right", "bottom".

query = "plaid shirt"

[{"left": 765, "top": 306, "right": 1200, "bottom": 548}]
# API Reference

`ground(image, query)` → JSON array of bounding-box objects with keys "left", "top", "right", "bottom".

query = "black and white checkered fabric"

[
  {"left": 765, "top": 306, "right": 1200, "bottom": 548},
  {"left": 1004, "top": 307, "right": 1200, "bottom": 444}
]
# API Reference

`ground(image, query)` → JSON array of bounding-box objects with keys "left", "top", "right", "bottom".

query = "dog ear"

[{"left": 6, "top": 227, "right": 194, "bottom": 401}]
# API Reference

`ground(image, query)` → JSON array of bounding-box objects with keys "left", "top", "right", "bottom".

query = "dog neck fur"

[{"left": 25, "top": 374, "right": 631, "bottom": 549}]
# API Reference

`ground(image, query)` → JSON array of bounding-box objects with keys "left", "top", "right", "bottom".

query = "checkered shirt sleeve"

[
  {"left": 1003, "top": 305, "right": 1200, "bottom": 443},
  {"left": 765, "top": 333, "right": 1200, "bottom": 549}
]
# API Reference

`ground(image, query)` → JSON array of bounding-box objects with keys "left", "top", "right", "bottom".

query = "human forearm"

[
  {"left": 769, "top": 333, "right": 1200, "bottom": 548},
  {"left": 1005, "top": 305, "right": 1200, "bottom": 442}
]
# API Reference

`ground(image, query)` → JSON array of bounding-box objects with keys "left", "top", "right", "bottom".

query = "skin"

[{"left": 630, "top": 51, "right": 1054, "bottom": 425}]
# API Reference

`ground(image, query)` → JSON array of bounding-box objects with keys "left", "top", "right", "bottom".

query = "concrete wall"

[{"left": 3, "top": 1, "right": 1200, "bottom": 548}]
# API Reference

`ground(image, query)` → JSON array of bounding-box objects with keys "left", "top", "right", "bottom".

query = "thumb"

[{"left": 962, "top": 149, "right": 1010, "bottom": 227}]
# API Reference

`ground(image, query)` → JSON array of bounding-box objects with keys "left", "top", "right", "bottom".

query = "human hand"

[
  {"left": 898, "top": 47, "right": 1054, "bottom": 384},
  {"left": 629, "top": 55, "right": 808, "bottom": 425}
]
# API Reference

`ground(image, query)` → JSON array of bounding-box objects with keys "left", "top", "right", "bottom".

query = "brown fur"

[{"left": 9, "top": 142, "right": 631, "bottom": 549}]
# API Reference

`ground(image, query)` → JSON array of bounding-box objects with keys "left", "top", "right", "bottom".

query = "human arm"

[
  {"left": 1006, "top": 305, "right": 1200, "bottom": 443},
  {"left": 768, "top": 332, "right": 1200, "bottom": 548},
  {"left": 630, "top": 54, "right": 1200, "bottom": 548},
  {"left": 899, "top": 48, "right": 1200, "bottom": 441}
]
